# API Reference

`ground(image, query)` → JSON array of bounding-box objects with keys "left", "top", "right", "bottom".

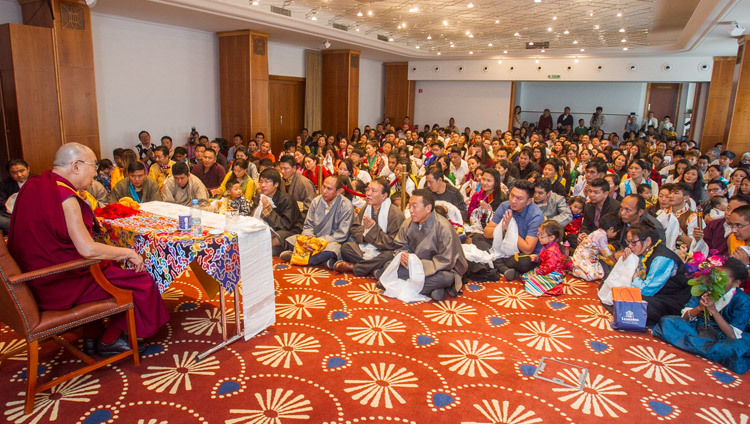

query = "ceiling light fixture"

[
  {"left": 529, "top": 41, "right": 534, "bottom": 46},
  {"left": 367, "top": 10, "right": 373, "bottom": 16},
  {"left": 621, "top": 39, "right": 627, "bottom": 42},
  {"left": 547, "top": 27, "right": 552, "bottom": 32},
  {"left": 450, "top": 44, "right": 455, "bottom": 48},
  {"left": 427, "top": 35, "right": 432, "bottom": 40},
  {"left": 416, "top": 45, "right": 420, "bottom": 49},
  {"left": 469, "top": 51, "right": 474, "bottom": 54},
  {"left": 488, "top": 42, "right": 493, "bottom": 46},
  {"left": 355, "top": 27, "right": 360, "bottom": 31},
  {"left": 535, "top": 59, "right": 539, "bottom": 63},
  {"left": 503, "top": 50, "right": 508, "bottom": 53},
  {"left": 617, "top": 11, "right": 622, "bottom": 17},
  {"left": 619, "top": 28, "right": 625, "bottom": 32},
  {"left": 580, "top": 48, "right": 585, "bottom": 52},
  {"left": 498, "top": 60, "right": 503, "bottom": 63},
  {"left": 467, "top": 2, "right": 474, "bottom": 8},
  {"left": 552, "top": 15, "right": 557, "bottom": 20},
  {"left": 540, "top": 49, "right": 545, "bottom": 52},
  {"left": 589, "top": 12, "right": 594, "bottom": 16},
  {"left": 437, "top": 52, "right": 441, "bottom": 55},
  {"left": 623, "top": 47, "right": 628, "bottom": 50},
  {"left": 388, "top": 37, "right": 394, "bottom": 41},
  {"left": 574, "top": 58, "right": 579, "bottom": 63},
  {"left": 409, "top": 6, "right": 418, "bottom": 12},
  {"left": 534, "top": 0, "right": 541, "bottom": 3},
  {"left": 563, "top": 29, "right": 569, "bottom": 34},
  {"left": 495, "top": 20, "right": 500, "bottom": 24},
  {"left": 514, "top": 32, "right": 520, "bottom": 36},
  {"left": 357, "top": 11, "right": 362, "bottom": 17},
  {"left": 594, "top": 24, "right": 600, "bottom": 29},
  {"left": 572, "top": 40, "right": 578, "bottom": 44},
  {"left": 251, "top": 0, "right": 259, "bottom": 5},
  {"left": 311, "top": 15, "right": 317, "bottom": 21},
  {"left": 466, "top": 30, "right": 470, "bottom": 35},
  {"left": 443, "top": 20, "right": 449, "bottom": 26},
  {"left": 469, "top": 33, "right": 474, "bottom": 38}
]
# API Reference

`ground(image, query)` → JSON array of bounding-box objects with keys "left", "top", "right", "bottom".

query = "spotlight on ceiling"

[
  {"left": 322, "top": 40, "right": 331, "bottom": 49},
  {"left": 729, "top": 21, "right": 746, "bottom": 37}
]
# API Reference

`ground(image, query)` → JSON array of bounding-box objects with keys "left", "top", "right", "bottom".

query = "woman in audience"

[
  {"left": 338, "top": 137, "right": 349, "bottom": 159},
  {"left": 293, "top": 150, "right": 306, "bottom": 174},
  {"left": 495, "top": 160, "right": 515, "bottom": 195},
  {"left": 623, "top": 222, "right": 691, "bottom": 325},
  {"left": 302, "top": 154, "right": 330, "bottom": 184},
  {"left": 666, "top": 159, "right": 689, "bottom": 184},
  {"left": 653, "top": 257, "right": 750, "bottom": 374},
  {"left": 682, "top": 165, "right": 708, "bottom": 205},
  {"left": 470, "top": 141, "right": 494, "bottom": 168},
  {"left": 96, "top": 159, "right": 114, "bottom": 193},
  {"left": 216, "top": 158, "right": 256, "bottom": 200},
  {"left": 467, "top": 168, "right": 503, "bottom": 220},
  {"left": 350, "top": 128, "right": 361, "bottom": 145},
  {"left": 728, "top": 167, "right": 750, "bottom": 197},
  {"left": 740, "top": 177, "right": 750, "bottom": 196},
  {"left": 706, "top": 164, "right": 728, "bottom": 185},
  {"left": 532, "top": 145, "right": 547, "bottom": 169},
  {"left": 620, "top": 159, "right": 657, "bottom": 203},
  {"left": 512, "top": 106, "right": 522, "bottom": 129},
  {"left": 611, "top": 153, "right": 628, "bottom": 181}
]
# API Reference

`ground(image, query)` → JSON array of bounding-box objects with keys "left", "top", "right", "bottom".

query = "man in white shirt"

[{"left": 449, "top": 146, "right": 469, "bottom": 185}]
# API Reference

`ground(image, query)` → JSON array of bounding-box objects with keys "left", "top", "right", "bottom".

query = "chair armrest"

[
  {"left": 8, "top": 259, "right": 102, "bottom": 284},
  {"left": 89, "top": 263, "right": 134, "bottom": 306}
]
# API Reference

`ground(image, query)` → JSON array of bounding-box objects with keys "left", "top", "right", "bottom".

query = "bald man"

[{"left": 8, "top": 143, "right": 168, "bottom": 357}]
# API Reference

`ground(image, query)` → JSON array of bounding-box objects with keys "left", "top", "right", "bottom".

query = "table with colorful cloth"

[{"left": 97, "top": 201, "right": 275, "bottom": 344}]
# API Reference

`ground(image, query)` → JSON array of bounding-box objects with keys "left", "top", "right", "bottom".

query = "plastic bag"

[
  {"left": 598, "top": 254, "right": 639, "bottom": 306},
  {"left": 379, "top": 253, "right": 430, "bottom": 303}
]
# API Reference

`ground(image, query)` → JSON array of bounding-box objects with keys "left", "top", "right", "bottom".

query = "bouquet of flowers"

[{"left": 685, "top": 250, "right": 728, "bottom": 327}]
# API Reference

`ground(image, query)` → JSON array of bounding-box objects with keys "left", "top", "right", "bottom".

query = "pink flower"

[
  {"left": 708, "top": 256, "right": 724, "bottom": 267},
  {"left": 701, "top": 268, "right": 711, "bottom": 275},
  {"left": 709, "top": 249, "right": 719, "bottom": 256},
  {"left": 691, "top": 251, "right": 705, "bottom": 265}
]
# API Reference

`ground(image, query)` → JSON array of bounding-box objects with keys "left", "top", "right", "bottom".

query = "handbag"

[{"left": 610, "top": 287, "right": 648, "bottom": 332}]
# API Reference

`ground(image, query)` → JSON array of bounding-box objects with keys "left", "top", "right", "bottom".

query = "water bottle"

[{"left": 190, "top": 199, "right": 202, "bottom": 237}]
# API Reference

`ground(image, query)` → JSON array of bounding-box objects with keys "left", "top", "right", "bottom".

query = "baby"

[{"left": 709, "top": 195, "right": 728, "bottom": 220}]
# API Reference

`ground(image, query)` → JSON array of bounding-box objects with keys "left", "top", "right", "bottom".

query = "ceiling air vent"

[
  {"left": 270, "top": 6, "right": 291, "bottom": 16},
  {"left": 525, "top": 41, "right": 549, "bottom": 50},
  {"left": 332, "top": 23, "right": 348, "bottom": 31},
  {"left": 377, "top": 34, "right": 389, "bottom": 42}
]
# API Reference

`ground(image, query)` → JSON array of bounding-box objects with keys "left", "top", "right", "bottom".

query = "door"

[
  {"left": 269, "top": 76, "right": 305, "bottom": 155},
  {"left": 645, "top": 83, "right": 681, "bottom": 124}
]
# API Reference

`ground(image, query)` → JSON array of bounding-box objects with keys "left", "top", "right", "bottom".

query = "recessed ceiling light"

[
  {"left": 573, "top": 40, "right": 578, "bottom": 44},
  {"left": 311, "top": 16, "right": 317, "bottom": 21},
  {"left": 503, "top": 50, "right": 508, "bottom": 53},
  {"left": 467, "top": 2, "right": 474, "bottom": 8},
  {"left": 367, "top": 10, "right": 373, "bottom": 16},
  {"left": 514, "top": 32, "right": 520, "bottom": 37},
  {"left": 617, "top": 11, "right": 622, "bottom": 17},
  {"left": 409, "top": 6, "right": 419, "bottom": 13},
  {"left": 529, "top": 41, "right": 534, "bottom": 46},
  {"left": 427, "top": 35, "right": 432, "bottom": 40},
  {"left": 437, "top": 52, "right": 441, "bottom": 55},
  {"left": 443, "top": 20, "right": 448, "bottom": 26},
  {"left": 495, "top": 20, "right": 500, "bottom": 24},
  {"left": 498, "top": 60, "right": 503, "bottom": 63},
  {"left": 623, "top": 47, "right": 628, "bottom": 51},
  {"left": 534, "top": 0, "right": 541, "bottom": 3},
  {"left": 488, "top": 42, "right": 493, "bottom": 46},
  {"left": 466, "top": 30, "right": 470, "bottom": 35},
  {"left": 621, "top": 39, "right": 627, "bottom": 43},
  {"left": 450, "top": 44, "right": 455, "bottom": 48},
  {"left": 547, "top": 27, "right": 552, "bottom": 32},
  {"left": 356, "top": 11, "right": 362, "bottom": 17},
  {"left": 580, "top": 48, "right": 585, "bottom": 52},
  {"left": 541, "top": 49, "right": 545, "bottom": 52},
  {"left": 563, "top": 29, "right": 569, "bottom": 34},
  {"left": 469, "top": 33, "right": 474, "bottom": 38},
  {"left": 355, "top": 27, "right": 359, "bottom": 31},
  {"left": 389, "top": 37, "right": 394, "bottom": 41},
  {"left": 594, "top": 24, "right": 600, "bottom": 29},
  {"left": 619, "top": 28, "right": 625, "bottom": 32},
  {"left": 251, "top": 0, "right": 259, "bottom": 4},
  {"left": 552, "top": 16, "right": 557, "bottom": 20},
  {"left": 535, "top": 59, "right": 539, "bottom": 63},
  {"left": 589, "top": 12, "right": 594, "bottom": 16},
  {"left": 574, "top": 58, "right": 579, "bottom": 63},
  {"left": 416, "top": 45, "right": 420, "bottom": 49},
  {"left": 469, "top": 51, "right": 474, "bottom": 54}
]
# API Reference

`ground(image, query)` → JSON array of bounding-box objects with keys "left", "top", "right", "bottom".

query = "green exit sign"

[{"left": 547, "top": 74, "right": 561, "bottom": 79}]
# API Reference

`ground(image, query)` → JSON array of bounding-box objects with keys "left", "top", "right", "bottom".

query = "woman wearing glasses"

[{"left": 622, "top": 222, "right": 691, "bottom": 326}]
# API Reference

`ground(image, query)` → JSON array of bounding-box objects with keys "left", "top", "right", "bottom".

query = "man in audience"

[
  {"left": 385, "top": 189, "right": 468, "bottom": 301},
  {"left": 162, "top": 162, "right": 208, "bottom": 206},
  {"left": 517, "top": 148, "right": 541, "bottom": 180},
  {"left": 424, "top": 168, "right": 468, "bottom": 220},
  {"left": 578, "top": 178, "right": 620, "bottom": 244},
  {"left": 192, "top": 148, "right": 226, "bottom": 194},
  {"left": 557, "top": 106, "right": 574, "bottom": 130},
  {"left": 482, "top": 180, "right": 544, "bottom": 280},
  {"left": 533, "top": 179, "right": 572, "bottom": 226},
  {"left": 110, "top": 162, "right": 162, "bottom": 204},
  {"left": 336, "top": 178, "right": 404, "bottom": 276},
  {"left": 160, "top": 135, "right": 174, "bottom": 158},
  {"left": 572, "top": 159, "right": 607, "bottom": 198},
  {"left": 191, "top": 144, "right": 206, "bottom": 166},
  {"left": 279, "top": 154, "right": 316, "bottom": 215},
  {"left": 0, "top": 159, "right": 31, "bottom": 234},
  {"left": 210, "top": 139, "right": 229, "bottom": 170},
  {"left": 9, "top": 143, "right": 168, "bottom": 355},
  {"left": 281, "top": 175, "right": 354, "bottom": 267},
  {"left": 666, "top": 183, "right": 700, "bottom": 250},
  {"left": 617, "top": 194, "right": 666, "bottom": 255},
  {"left": 693, "top": 194, "right": 750, "bottom": 256},
  {"left": 590, "top": 106, "right": 605, "bottom": 133},
  {"left": 449, "top": 146, "right": 469, "bottom": 185},
  {"left": 254, "top": 139, "right": 275, "bottom": 162},
  {"left": 227, "top": 133, "right": 244, "bottom": 163},
  {"left": 136, "top": 130, "right": 156, "bottom": 164},
  {"left": 727, "top": 204, "right": 750, "bottom": 266},
  {"left": 148, "top": 146, "right": 174, "bottom": 191},
  {"left": 256, "top": 168, "right": 303, "bottom": 256},
  {"left": 719, "top": 151, "right": 736, "bottom": 179}
]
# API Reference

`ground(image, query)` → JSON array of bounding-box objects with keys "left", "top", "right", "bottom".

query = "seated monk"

[
  {"left": 8, "top": 143, "right": 169, "bottom": 355},
  {"left": 381, "top": 189, "right": 468, "bottom": 301},
  {"left": 281, "top": 175, "right": 354, "bottom": 268},
  {"left": 110, "top": 161, "right": 162, "bottom": 204},
  {"left": 336, "top": 177, "right": 405, "bottom": 276}
]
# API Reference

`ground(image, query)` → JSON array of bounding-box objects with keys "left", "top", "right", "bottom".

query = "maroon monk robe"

[{"left": 8, "top": 171, "right": 168, "bottom": 338}]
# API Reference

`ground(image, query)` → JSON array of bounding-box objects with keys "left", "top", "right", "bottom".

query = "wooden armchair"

[{"left": 0, "top": 237, "right": 139, "bottom": 415}]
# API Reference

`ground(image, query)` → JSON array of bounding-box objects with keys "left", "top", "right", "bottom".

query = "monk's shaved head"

[{"left": 53, "top": 143, "right": 95, "bottom": 168}]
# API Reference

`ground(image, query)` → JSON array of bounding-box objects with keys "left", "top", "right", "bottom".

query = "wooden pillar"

[
  {"left": 727, "top": 36, "right": 750, "bottom": 156},
  {"left": 217, "top": 30, "right": 270, "bottom": 148},
  {"left": 384, "top": 62, "right": 415, "bottom": 127},
  {"left": 701, "top": 57, "right": 737, "bottom": 153},
  {"left": 321, "top": 49, "right": 359, "bottom": 137}
]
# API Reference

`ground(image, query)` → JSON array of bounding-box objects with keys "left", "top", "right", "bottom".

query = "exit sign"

[{"left": 547, "top": 74, "right": 561, "bottom": 79}]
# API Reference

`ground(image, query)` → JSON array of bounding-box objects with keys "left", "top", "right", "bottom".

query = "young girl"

[
  {"left": 95, "top": 159, "right": 114, "bottom": 193},
  {"left": 564, "top": 196, "right": 586, "bottom": 248},
  {"left": 522, "top": 220, "right": 566, "bottom": 297},
  {"left": 570, "top": 213, "right": 621, "bottom": 281},
  {"left": 653, "top": 257, "right": 750, "bottom": 374}
]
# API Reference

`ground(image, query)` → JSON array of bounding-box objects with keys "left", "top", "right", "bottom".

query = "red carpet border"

[{"left": 0, "top": 260, "right": 748, "bottom": 424}]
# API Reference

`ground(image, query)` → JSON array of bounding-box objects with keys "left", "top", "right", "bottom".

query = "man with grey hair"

[{"left": 8, "top": 143, "right": 168, "bottom": 357}]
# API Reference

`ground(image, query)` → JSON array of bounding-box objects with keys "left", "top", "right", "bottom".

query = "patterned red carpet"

[{"left": 1, "top": 260, "right": 748, "bottom": 424}]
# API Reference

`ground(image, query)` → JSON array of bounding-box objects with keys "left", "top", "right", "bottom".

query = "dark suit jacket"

[
  {"left": 581, "top": 197, "right": 620, "bottom": 235},
  {"left": 0, "top": 177, "right": 22, "bottom": 215}
]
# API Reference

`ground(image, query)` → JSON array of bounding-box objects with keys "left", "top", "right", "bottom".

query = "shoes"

[
  {"left": 82, "top": 338, "right": 97, "bottom": 356},
  {"left": 447, "top": 286, "right": 461, "bottom": 298},
  {"left": 431, "top": 288, "right": 446, "bottom": 302},
  {"left": 97, "top": 334, "right": 148, "bottom": 358},
  {"left": 503, "top": 269, "right": 518, "bottom": 281},
  {"left": 334, "top": 261, "right": 354, "bottom": 273},
  {"left": 373, "top": 269, "right": 383, "bottom": 281},
  {"left": 279, "top": 251, "right": 293, "bottom": 262},
  {"left": 326, "top": 258, "right": 338, "bottom": 269}
]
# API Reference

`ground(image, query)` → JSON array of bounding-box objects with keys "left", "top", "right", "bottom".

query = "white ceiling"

[{"left": 91, "top": 0, "right": 749, "bottom": 60}]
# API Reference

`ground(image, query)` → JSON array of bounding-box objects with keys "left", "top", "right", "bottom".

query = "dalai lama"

[{"left": 8, "top": 143, "right": 168, "bottom": 356}]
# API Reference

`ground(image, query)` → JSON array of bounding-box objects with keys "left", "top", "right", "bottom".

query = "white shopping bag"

[
  {"left": 379, "top": 253, "right": 430, "bottom": 303},
  {"left": 598, "top": 254, "right": 639, "bottom": 306},
  {"left": 491, "top": 217, "right": 520, "bottom": 259}
]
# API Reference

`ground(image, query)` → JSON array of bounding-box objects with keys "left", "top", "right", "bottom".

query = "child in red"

[{"left": 522, "top": 220, "right": 566, "bottom": 296}]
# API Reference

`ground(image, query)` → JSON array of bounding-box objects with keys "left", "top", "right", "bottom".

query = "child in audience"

[
  {"left": 95, "top": 159, "right": 114, "bottom": 193},
  {"left": 522, "top": 220, "right": 565, "bottom": 297},
  {"left": 653, "top": 257, "right": 750, "bottom": 374},
  {"left": 709, "top": 195, "right": 728, "bottom": 220},
  {"left": 637, "top": 183, "right": 655, "bottom": 210},
  {"left": 219, "top": 178, "right": 253, "bottom": 215},
  {"left": 570, "top": 213, "right": 621, "bottom": 281},
  {"left": 564, "top": 196, "right": 585, "bottom": 249}
]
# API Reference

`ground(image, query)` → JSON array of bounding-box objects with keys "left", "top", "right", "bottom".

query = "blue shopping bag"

[{"left": 609, "top": 287, "right": 647, "bottom": 332}]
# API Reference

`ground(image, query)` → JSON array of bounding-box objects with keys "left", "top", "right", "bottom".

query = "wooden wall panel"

[
  {"left": 701, "top": 56, "right": 736, "bottom": 153},
  {"left": 0, "top": 24, "right": 62, "bottom": 175},
  {"left": 384, "top": 62, "right": 415, "bottom": 128},
  {"left": 52, "top": 0, "right": 100, "bottom": 157},
  {"left": 322, "top": 50, "right": 359, "bottom": 137},
  {"left": 217, "top": 30, "right": 269, "bottom": 147},
  {"left": 728, "top": 36, "right": 750, "bottom": 157}
]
